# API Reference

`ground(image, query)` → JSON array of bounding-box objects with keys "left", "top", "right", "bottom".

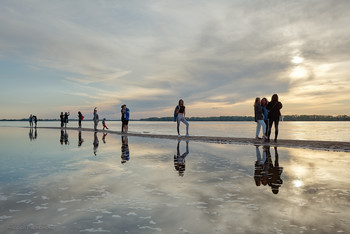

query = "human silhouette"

[
  {"left": 93, "top": 108, "right": 99, "bottom": 131},
  {"left": 102, "top": 133, "right": 107, "bottom": 144},
  {"left": 60, "top": 130, "right": 64, "bottom": 145},
  {"left": 29, "top": 128, "right": 34, "bottom": 141},
  {"left": 121, "top": 136, "right": 129, "bottom": 163},
  {"left": 64, "top": 130, "right": 69, "bottom": 145},
  {"left": 78, "top": 130, "right": 84, "bottom": 147},
  {"left": 174, "top": 140, "right": 189, "bottom": 176},
  {"left": 254, "top": 145, "right": 266, "bottom": 186},
  {"left": 78, "top": 111, "right": 84, "bottom": 128},
  {"left": 34, "top": 128, "right": 37, "bottom": 139},
  {"left": 33, "top": 115, "right": 37, "bottom": 128},
  {"left": 29, "top": 114, "right": 33, "bottom": 128},
  {"left": 93, "top": 132, "right": 99, "bottom": 156},
  {"left": 60, "top": 112, "right": 64, "bottom": 128},
  {"left": 268, "top": 147, "right": 283, "bottom": 194},
  {"left": 64, "top": 112, "right": 70, "bottom": 128}
]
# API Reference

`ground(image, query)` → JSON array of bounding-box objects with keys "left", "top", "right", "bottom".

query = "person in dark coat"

[{"left": 266, "top": 94, "right": 283, "bottom": 142}]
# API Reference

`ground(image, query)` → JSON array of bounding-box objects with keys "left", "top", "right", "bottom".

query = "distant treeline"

[
  {"left": 139, "top": 115, "right": 350, "bottom": 121},
  {"left": 1, "top": 115, "right": 349, "bottom": 121}
]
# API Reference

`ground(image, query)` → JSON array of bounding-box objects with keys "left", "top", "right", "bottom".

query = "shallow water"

[
  {"left": 0, "top": 127, "right": 349, "bottom": 233},
  {"left": 1, "top": 120, "right": 350, "bottom": 142}
]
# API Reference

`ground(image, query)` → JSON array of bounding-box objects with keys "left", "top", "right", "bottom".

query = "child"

[{"left": 102, "top": 118, "right": 108, "bottom": 130}]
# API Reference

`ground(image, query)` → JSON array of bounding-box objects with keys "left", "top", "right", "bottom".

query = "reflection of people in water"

[
  {"left": 60, "top": 130, "right": 69, "bottom": 145},
  {"left": 121, "top": 136, "right": 129, "bottom": 163},
  {"left": 174, "top": 140, "right": 189, "bottom": 177},
  {"left": 93, "top": 132, "right": 99, "bottom": 156},
  {"left": 29, "top": 128, "right": 38, "bottom": 141},
  {"left": 102, "top": 133, "right": 107, "bottom": 144},
  {"left": 254, "top": 146, "right": 283, "bottom": 194},
  {"left": 29, "top": 128, "right": 34, "bottom": 141},
  {"left": 268, "top": 147, "right": 283, "bottom": 194},
  {"left": 78, "top": 130, "right": 84, "bottom": 147},
  {"left": 254, "top": 145, "right": 266, "bottom": 186}
]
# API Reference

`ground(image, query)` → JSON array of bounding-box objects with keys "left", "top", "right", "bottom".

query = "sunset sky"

[{"left": 1, "top": 0, "right": 349, "bottom": 119}]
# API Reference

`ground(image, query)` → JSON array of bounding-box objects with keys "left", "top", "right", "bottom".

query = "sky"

[{"left": 1, "top": 0, "right": 350, "bottom": 119}]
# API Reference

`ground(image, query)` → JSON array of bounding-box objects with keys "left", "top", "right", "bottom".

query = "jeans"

[
  {"left": 256, "top": 120, "right": 266, "bottom": 137},
  {"left": 177, "top": 114, "right": 189, "bottom": 135}
]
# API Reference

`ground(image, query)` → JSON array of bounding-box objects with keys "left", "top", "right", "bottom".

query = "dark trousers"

[{"left": 267, "top": 118, "right": 280, "bottom": 140}]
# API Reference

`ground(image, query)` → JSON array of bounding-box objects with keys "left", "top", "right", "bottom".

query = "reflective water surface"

[
  {"left": 0, "top": 127, "right": 349, "bottom": 233},
  {"left": 1, "top": 120, "right": 350, "bottom": 141}
]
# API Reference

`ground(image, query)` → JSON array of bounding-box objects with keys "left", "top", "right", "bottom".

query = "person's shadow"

[
  {"left": 254, "top": 146, "right": 283, "bottom": 194},
  {"left": 78, "top": 130, "right": 84, "bottom": 147},
  {"left": 93, "top": 132, "right": 99, "bottom": 156},
  {"left": 174, "top": 140, "right": 189, "bottom": 177},
  {"left": 121, "top": 136, "right": 130, "bottom": 164}
]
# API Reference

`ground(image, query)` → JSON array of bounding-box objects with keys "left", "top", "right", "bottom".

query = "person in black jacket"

[{"left": 266, "top": 94, "right": 283, "bottom": 142}]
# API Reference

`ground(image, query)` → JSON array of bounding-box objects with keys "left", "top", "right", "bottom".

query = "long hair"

[
  {"left": 261, "top": 97, "right": 268, "bottom": 107},
  {"left": 271, "top": 94, "right": 279, "bottom": 103},
  {"left": 178, "top": 99, "right": 184, "bottom": 106},
  {"left": 254, "top": 97, "right": 260, "bottom": 106}
]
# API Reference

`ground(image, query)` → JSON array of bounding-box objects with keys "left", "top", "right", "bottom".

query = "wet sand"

[{"left": 34, "top": 126, "right": 350, "bottom": 152}]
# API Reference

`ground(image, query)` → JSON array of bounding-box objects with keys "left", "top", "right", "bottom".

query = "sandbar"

[{"left": 33, "top": 126, "right": 350, "bottom": 152}]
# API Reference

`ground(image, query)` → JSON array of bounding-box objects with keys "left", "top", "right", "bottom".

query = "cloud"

[{"left": 1, "top": 0, "right": 350, "bottom": 118}]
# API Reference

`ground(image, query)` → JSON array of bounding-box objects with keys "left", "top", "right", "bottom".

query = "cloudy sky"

[{"left": 1, "top": 0, "right": 349, "bottom": 119}]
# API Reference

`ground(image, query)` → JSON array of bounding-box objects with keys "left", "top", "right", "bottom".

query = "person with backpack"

[
  {"left": 121, "top": 104, "right": 130, "bottom": 133},
  {"left": 254, "top": 97, "right": 267, "bottom": 141},
  {"left": 78, "top": 111, "right": 84, "bottom": 128},
  {"left": 64, "top": 112, "right": 70, "bottom": 128}
]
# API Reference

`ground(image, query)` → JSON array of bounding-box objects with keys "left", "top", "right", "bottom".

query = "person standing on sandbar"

[
  {"left": 121, "top": 104, "right": 130, "bottom": 133},
  {"left": 174, "top": 99, "right": 189, "bottom": 137},
  {"left": 267, "top": 94, "right": 283, "bottom": 142},
  {"left": 78, "top": 111, "right": 83, "bottom": 128},
  {"left": 93, "top": 108, "right": 99, "bottom": 131}
]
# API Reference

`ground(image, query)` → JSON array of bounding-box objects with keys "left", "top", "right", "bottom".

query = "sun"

[
  {"left": 290, "top": 66, "right": 308, "bottom": 79},
  {"left": 292, "top": 56, "right": 304, "bottom": 64}
]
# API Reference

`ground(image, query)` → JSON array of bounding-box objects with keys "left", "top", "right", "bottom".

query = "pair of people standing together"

[
  {"left": 254, "top": 94, "right": 283, "bottom": 142},
  {"left": 60, "top": 112, "right": 70, "bottom": 128}
]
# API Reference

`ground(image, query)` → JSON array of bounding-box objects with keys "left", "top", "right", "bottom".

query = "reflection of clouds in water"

[{"left": 1, "top": 130, "right": 350, "bottom": 233}]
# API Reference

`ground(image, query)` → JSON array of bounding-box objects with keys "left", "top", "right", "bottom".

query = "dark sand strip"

[{"left": 34, "top": 126, "right": 350, "bottom": 152}]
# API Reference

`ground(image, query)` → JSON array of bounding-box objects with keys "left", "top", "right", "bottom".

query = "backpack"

[{"left": 173, "top": 106, "right": 179, "bottom": 122}]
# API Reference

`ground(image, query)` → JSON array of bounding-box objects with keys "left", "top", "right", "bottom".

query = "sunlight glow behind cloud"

[{"left": 0, "top": 0, "right": 350, "bottom": 119}]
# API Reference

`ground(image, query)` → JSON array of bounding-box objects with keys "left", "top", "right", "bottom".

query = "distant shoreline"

[{"left": 1, "top": 115, "right": 349, "bottom": 122}]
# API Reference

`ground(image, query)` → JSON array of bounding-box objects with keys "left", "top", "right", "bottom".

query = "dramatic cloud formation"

[{"left": 0, "top": 0, "right": 349, "bottom": 119}]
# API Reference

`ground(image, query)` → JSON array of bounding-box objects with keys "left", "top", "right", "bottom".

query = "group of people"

[
  {"left": 254, "top": 94, "right": 283, "bottom": 142},
  {"left": 28, "top": 114, "right": 38, "bottom": 128},
  {"left": 60, "top": 112, "right": 70, "bottom": 128},
  {"left": 30, "top": 95, "right": 283, "bottom": 142},
  {"left": 55, "top": 104, "right": 130, "bottom": 132}
]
